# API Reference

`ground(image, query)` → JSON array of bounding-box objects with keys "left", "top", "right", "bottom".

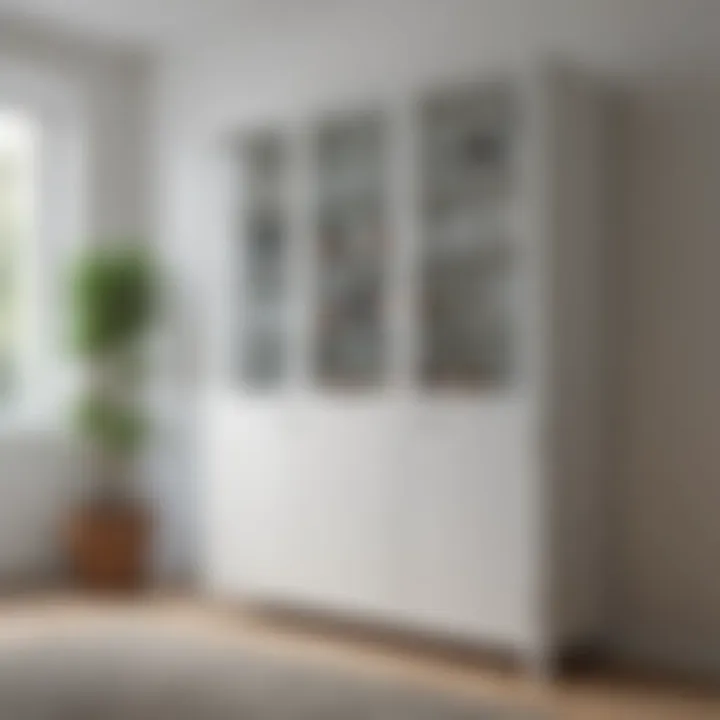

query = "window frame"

[{"left": 0, "top": 60, "right": 87, "bottom": 432}]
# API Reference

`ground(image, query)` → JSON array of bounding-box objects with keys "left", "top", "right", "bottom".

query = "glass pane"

[
  {"left": 420, "top": 85, "right": 515, "bottom": 387},
  {"left": 315, "top": 113, "right": 386, "bottom": 387},
  {"left": 237, "top": 132, "right": 289, "bottom": 389}
]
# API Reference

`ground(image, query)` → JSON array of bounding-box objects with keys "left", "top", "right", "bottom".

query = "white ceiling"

[
  {"left": 2, "top": 0, "right": 720, "bottom": 64},
  {"left": 0, "top": 0, "right": 330, "bottom": 48}
]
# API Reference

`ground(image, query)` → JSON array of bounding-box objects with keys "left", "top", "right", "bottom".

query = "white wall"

[
  {"left": 156, "top": 0, "right": 720, "bottom": 673},
  {"left": 0, "top": 14, "right": 151, "bottom": 238},
  {"left": 0, "top": 14, "right": 152, "bottom": 582}
]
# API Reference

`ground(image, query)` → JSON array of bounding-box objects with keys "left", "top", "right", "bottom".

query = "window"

[{"left": 0, "top": 109, "right": 38, "bottom": 405}]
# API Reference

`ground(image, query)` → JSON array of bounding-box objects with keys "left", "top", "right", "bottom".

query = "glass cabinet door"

[
  {"left": 420, "top": 85, "right": 515, "bottom": 387},
  {"left": 314, "top": 113, "right": 387, "bottom": 387},
  {"left": 237, "top": 131, "right": 289, "bottom": 388}
]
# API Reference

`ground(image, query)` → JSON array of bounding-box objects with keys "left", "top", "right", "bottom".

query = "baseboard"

[
  {"left": 0, "top": 567, "right": 197, "bottom": 600},
  {"left": 609, "top": 630, "right": 720, "bottom": 686},
  {"left": 0, "top": 569, "right": 65, "bottom": 597},
  {"left": 216, "top": 598, "right": 720, "bottom": 688},
  {"left": 238, "top": 598, "right": 521, "bottom": 674}
]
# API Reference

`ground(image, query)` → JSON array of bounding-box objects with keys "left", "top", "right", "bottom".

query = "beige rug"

[{"left": 0, "top": 612, "right": 540, "bottom": 719}]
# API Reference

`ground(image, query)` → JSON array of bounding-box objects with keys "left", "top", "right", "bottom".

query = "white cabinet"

[
  {"left": 284, "top": 402, "right": 398, "bottom": 613},
  {"left": 203, "top": 67, "right": 609, "bottom": 670},
  {"left": 395, "top": 400, "right": 538, "bottom": 647}
]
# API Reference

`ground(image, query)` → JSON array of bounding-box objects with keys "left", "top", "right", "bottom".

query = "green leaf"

[
  {"left": 71, "top": 242, "right": 158, "bottom": 357},
  {"left": 75, "top": 392, "right": 148, "bottom": 456}
]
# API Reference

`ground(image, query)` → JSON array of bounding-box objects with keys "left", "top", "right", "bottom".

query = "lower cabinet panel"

[{"left": 205, "top": 396, "right": 539, "bottom": 651}]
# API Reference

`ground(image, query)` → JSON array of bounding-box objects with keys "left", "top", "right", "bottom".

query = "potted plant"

[{"left": 66, "top": 243, "right": 158, "bottom": 592}]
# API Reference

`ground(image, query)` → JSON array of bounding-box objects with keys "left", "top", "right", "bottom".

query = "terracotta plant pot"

[{"left": 66, "top": 504, "right": 151, "bottom": 592}]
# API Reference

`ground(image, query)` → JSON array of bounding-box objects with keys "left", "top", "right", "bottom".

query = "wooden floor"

[{"left": 0, "top": 596, "right": 718, "bottom": 719}]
